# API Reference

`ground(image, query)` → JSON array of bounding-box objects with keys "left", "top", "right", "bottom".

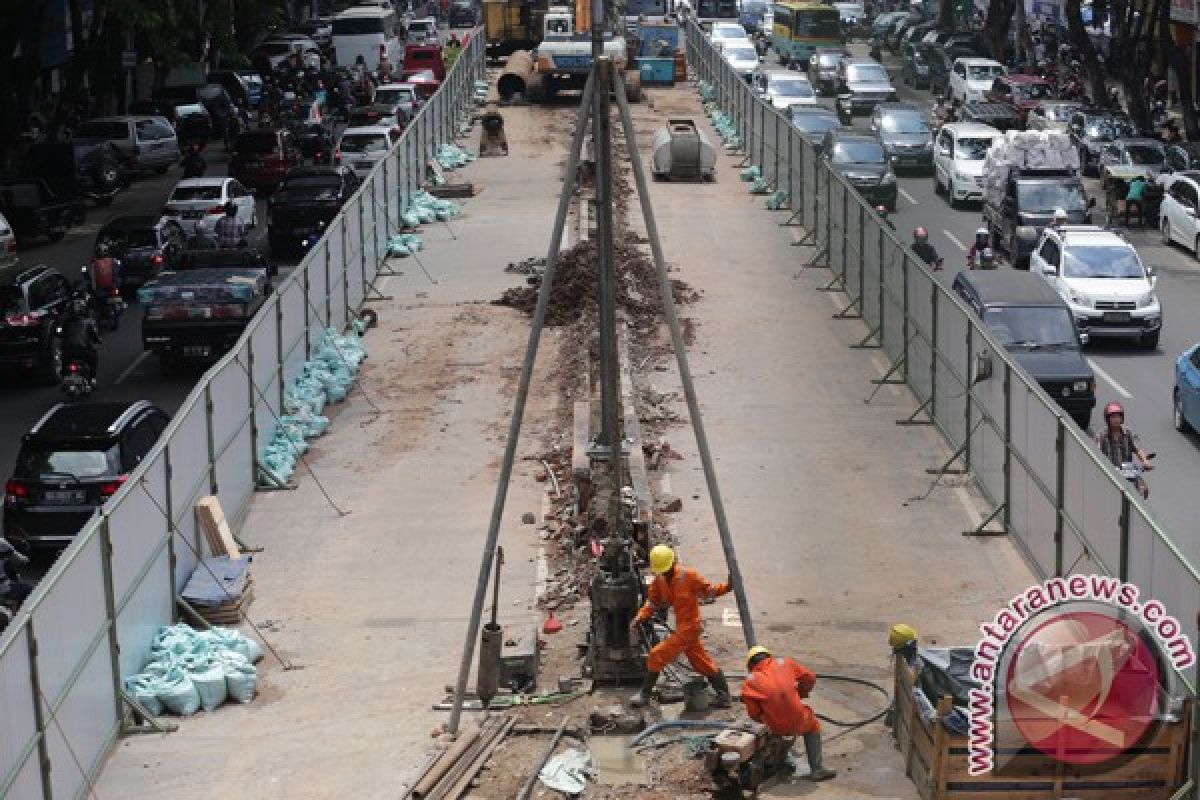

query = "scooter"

[{"left": 1118, "top": 453, "right": 1154, "bottom": 499}]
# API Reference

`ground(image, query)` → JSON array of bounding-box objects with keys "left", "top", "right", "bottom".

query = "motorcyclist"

[
  {"left": 965, "top": 227, "right": 989, "bottom": 268},
  {"left": 182, "top": 144, "right": 207, "bottom": 179},
  {"left": 214, "top": 202, "right": 246, "bottom": 249},
  {"left": 975, "top": 247, "right": 997, "bottom": 269},
  {"left": 876, "top": 204, "right": 894, "bottom": 230},
  {"left": 0, "top": 536, "right": 32, "bottom": 614},
  {"left": 59, "top": 294, "right": 102, "bottom": 385},
  {"left": 911, "top": 227, "right": 943, "bottom": 271},
  {"left": 91, "top": 242, "right": 122, "bottom": 296},
  {"left": 1049, "top": 207, "right": 1068, "bottom": 229},
  {"left": 1094, "top": 402, "right": 1153, "bottom": 497}
]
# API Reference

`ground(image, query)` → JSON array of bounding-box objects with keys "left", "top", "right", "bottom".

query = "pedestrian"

[
  {"left": 742, "top": 645, "right": 837, "bottom": 781},
  {"left": 628, "top": 544, "right": 734, "bottom": 708}
]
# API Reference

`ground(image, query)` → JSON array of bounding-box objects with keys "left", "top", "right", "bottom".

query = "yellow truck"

[{"left": 484, "top": 0, "right": 550, "bottom": 60}]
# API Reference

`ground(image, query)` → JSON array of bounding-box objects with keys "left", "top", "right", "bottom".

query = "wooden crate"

[{"left": 892, "top": 655, "right": 1191, "bottom": 800}]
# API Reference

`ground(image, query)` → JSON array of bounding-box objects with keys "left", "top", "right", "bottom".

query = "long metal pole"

[
  {"left": 447, "top": 75, "right": 597, "bottom": 735},
  {"left": 613, "top": 73, "right": 757, "bottom": 648}
]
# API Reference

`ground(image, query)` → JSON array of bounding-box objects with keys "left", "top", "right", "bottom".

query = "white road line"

[
  {"left": 943, "top": 231, "right": 967, "bottom": 252},
  {"left": 115, "top": 351, "right": 151, "bottom": 386},
  {"left": 1088, "top": 359, "right": 1133, "bottom": 399},
  {"left": 898, "top": 187, "right": 918, "bottom": 206}
]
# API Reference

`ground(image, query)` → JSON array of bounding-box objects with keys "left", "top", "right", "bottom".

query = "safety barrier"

[
  {"left": 686, "top": 23, "right": 1200, "bottom": 696},
  {"left": 0, "top": 36, "right": 486, "bottom": 799}
]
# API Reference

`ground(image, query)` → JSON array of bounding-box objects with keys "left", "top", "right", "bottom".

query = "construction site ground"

[{"left": 95, "top": 79, "right": 1035, "bottom": 800}]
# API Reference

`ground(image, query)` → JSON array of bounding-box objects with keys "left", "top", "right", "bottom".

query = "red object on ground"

[
  {"left": 590, "top": 539, "right": 603, "bottom": 558},
  {"left": 542, "top": 612, "right": 563, "bottom": 634}
]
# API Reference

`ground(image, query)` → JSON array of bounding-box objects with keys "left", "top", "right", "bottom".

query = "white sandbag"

[
  {"left": 189, "top": 659, "right": 229, "bottom": 712},
  {"left": 157, "top": 669, "right": 201, "bottom": 716}
]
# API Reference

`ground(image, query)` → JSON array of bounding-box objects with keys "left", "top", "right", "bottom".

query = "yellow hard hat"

[
  {"left": 888, "top": 623, "right": 918, "bottom": 650},
  {"left": 648, "top": 544, "right": 675, "bottom": 574},
  {"left": 746, "top": 645, "right": 771, "bottom": 669}
]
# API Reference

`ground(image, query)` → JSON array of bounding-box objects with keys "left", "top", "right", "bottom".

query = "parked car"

[
  {"left": 25, "top": 139, "right": 125, "bottom": 207},
  {"left": 834, "top": 58, "right": 896, "bottom": 123},
  {"left": 1026, "top": 101, "right": 1085, "bottom": 133},
  {"left": 1159, "top": 171, "right": 1200, "bottom": 256},
  {"left": 737, "top": 0, "right": 768, "bottom": 32},
  {"left": 1097, "top": 138, "right": 1167, "bottom": 183},
  {"left": 900, "top": 42, "right": 930, "bottom": 88},
  {"left": 127, "top": 100, "right": 179, "bottom": 125},
  {"left": 1067, "top": 110, "right": 1138, "bottom": 176},
  {"left": 336, "top": 126, "right": 402, "bottom": 175},
  {"left": 73, "top": 115, "right": 179, "bottom": 175},
  {"left": 820, "top": 128, "right": 897, "bottom": 210},
  {"left": 947, "top": 57, "right": 1006, "bottom": 106},
  {"left": 0, "top": 263, "right": 74, "bottom": 383},
  {"left": 162, "top": 177, "right": 257, "bottom": 234},
  {"left": 173, "top": 103, "right": 214, "bottom": 147},
  {"left": 1030, "top": 225, "right": 1161, "bottom": 349},
  {"left": 932, "top": 122, "right": 1000, "bottom": 208},
  {"left": 984, "top": 74, "right": 1053, "bottom": 127},
  {"left": 807, "top": 48, "right": 848, "bottom": 96},
  {"left": 4, "top": 402, "right": 171, "bottom": 551},
  {"left": 953, "top": 269, "right": 1095, "bottom": 429},
  {"left": 1174, "top": 342, "right": 1200, "bottom": 433},
  {"left": 0, "top": 179, "right": 86, "bottom": 245},
  {"left": 788, "top": 107, "right": 842, "bottom": 153},
  {"left": 942, "top": 33, "right": 986, "bottom": 57},
  {"left": 0, "top": 213, "right": 15, "bottom": 261},
  {"left": 870, "top": 11, "right": 907, "bottom": 38},
  {"left": 229, "top": 129, "right": 302, "bottom": 192},
  {"left": 405, "top": 16, "right": 440, "bottom": 44},
  {"left": 958, "top": 101, "right": 1023, "bottom": 133},
  {"left": 722, "top": 41, "right": 761, "bottom": 82},
  {"left": 94, "top": 216, "right": 186, "bottom": 289},
  {"left": 752, "top": 69, "right": 817, "bottom": 109},
  {"left": 268, "top": 166, "right": 360, "bottom": 254},
  {"left": 236, "top": 70, "right": 265, "bottom": 108},
  {"left": 869, "top": 102, "right": 933, "bottom": 172}
]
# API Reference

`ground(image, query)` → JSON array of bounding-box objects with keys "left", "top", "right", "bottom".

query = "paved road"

[{"left": 764, "top": 41, "right": 1200, "bottom": 561}]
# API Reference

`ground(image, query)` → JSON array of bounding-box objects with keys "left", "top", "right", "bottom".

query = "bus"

[
  {"left": 331, "top": 6, "right": 404, "bottom": 71},
  {"left": 770, "top": 1, "right": 842, "bottom": 67}
]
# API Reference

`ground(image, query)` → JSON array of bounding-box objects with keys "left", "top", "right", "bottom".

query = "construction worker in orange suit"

[
  {"left": 742, "top": 645, "right": 836, "bottom": 781},
  {"left": 628, "top": 544, "right": 733, "bottom": 708}
]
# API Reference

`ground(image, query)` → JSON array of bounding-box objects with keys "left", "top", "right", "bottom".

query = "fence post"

[
  {"left": 26, "top": 621, "right": 52, "bottom": 800},
  {"left": 964, "top": 322, "right": 973, "bottom": 472},
  {"left": 342, "top": 216, "right": 352, "bottom": 325},
  {"left": 1002, "top": 363, "right": 1012, "bottom": 533},
  {"left": 275, "top": 292, "right": 286, "bottom": 413},
  {"left": 877, "top": 225, "right": 885, "bottom": 340},
  {"left": 930, "top": 285, "right": 939, "bottom": 420},
  {"left": 99, "top": 516, "right": 124, "bottom": 726},
  {"left": 246, "top": 336, "right": 259, "bottom": 482},
  {"left": 1054, "top": 418, "right": 1065, "bottom": 576},
  {"left": 163, "top": 445, "right": 178, "bottom": 610},
  {"left": 901, "top": 253, "right": 910, "bottom": 380},
  {"left": 1118, "top": 494, "right": 1131, "bottom": 581},
  {"left": 205, "top": 384, "right": 218, "bottom": 495},
  {"left": 324, "top": 234, "right": 333, "bottom": 327},
  {"left": 773, "top": 112, "right": 780, "bottom": 189}
]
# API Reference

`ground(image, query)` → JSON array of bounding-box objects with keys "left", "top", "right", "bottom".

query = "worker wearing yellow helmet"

[
  {"left": 629, "top": 544, "right": 732, "bottom": 708},
  {"left": 742, "top": 645, "right": 836, "bottom": 782}
]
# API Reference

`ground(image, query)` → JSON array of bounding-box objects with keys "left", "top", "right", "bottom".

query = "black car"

[
  {"left": 1067, "top": 111, "right": 1139, "bottom": 176},
  {"left": 0, "top": 179, "right": 87, "bottom": 245},
  {"left": 4, "top": 401, "right": 170, "bottom": 551},
  {"left": 952, "top": 270, "right": 1095, "bottom": 429},
  {"left": 448, "top": 0, "right": 478, "bottom": 27},
  {"left": 95, "top": 216, "right": 186, "bottom": 290},
  {"left": 820, "top": 129, "right": 898, "bottom": 210},
  {"left": 0, "top": 264, "right": 73, "bottom": 383},
  {"left": 268, "top": 166, "right": 359, "bottom": 254},
  {"left": 869, "top": 102, "right": 933, "bottom": 172},
  {"left": 788, "top": 107, "right": 843, "bottom": 153},
  {"left": 25, "top": 139, "right": 126, "bottom": 207}
]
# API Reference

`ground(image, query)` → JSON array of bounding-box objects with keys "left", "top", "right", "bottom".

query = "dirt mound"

[{"left": 495, "top": 239, "right": 698, "bottom": 327}]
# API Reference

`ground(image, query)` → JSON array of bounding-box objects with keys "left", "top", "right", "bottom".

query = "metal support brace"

[
  {"left": 363, "top": 279, "right": 394, "bottom": 301},
  {"left": 119, "top": 687, "right": 179, "bottom": 735},
  {"left": 780, "top": 206, "right": 804, "bottom": 227},
  {"left": 864, "top": 354, "right": 907, "bottom": 405},
  {"left": 816, "top": 268, "right": 844, "bottom": 292},
  {"left": 962, "top": 503, "right": 1008, "bottom": 537},
  {"left": 833, "top": 294, "right": 862, "bottom": 319},
  {"left": 897, "top": 396, "right": 934, "bottom": 425},
  {"left": 925, "top": 417, "right": 985, "bottom": 476},
  {"left": 851, "top": 324, "right": 881, "bottom": 349}
]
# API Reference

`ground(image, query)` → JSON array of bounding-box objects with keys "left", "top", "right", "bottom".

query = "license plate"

[
  {"left": 183, "top": 210, "right": 204, "bottom": 219},
  {"left": 898, "top": 157, "right": 919, "bottom": 165},
  {"left": 1103, "top": 312, "right": 1131, "bottom": 323},
  {"left": 183, "top": 345, "right": 212, "bottom": 357},
  {"left": 44, "top": 490, "right": 85, "bottom": 505}
]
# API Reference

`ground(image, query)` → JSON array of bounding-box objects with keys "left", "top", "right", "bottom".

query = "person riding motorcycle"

[
  {"left": 911, "top": 227, "right": 943, "bottom": 270},
  {"left": 975, "top": 247, "right": 997, "bottom": 269},
  {"left": 965, "top": 228, "right": 989, "bottom": 268},
  {"left": 876, "top": 205, "right": 894, "bottom": 230},
  {"left": 182, "top": 144, "right": 207, "bottom": 179},
  {"left": 59, "top": 294, "right": 102, "bottom": 385},
  {"left": 1094, "top": 402, "right": 1153, "bottom": 497},
  {"left": 0, "top": 536, "right": 32, "bottom": 626}
]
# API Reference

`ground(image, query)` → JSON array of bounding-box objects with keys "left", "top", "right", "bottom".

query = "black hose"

[{"left": 810, "top": 673, "right": 892, "bottom": 729}]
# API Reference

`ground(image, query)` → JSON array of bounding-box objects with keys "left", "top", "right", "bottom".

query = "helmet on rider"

[
  {"left": 974, "top": 227, "right": 988, "bottom": 248},
  {"left": 648, "top": 544, "right": 675, "bottom": 575},
  {"left": 1104, "top": 401, "right": 1124, "bottom": 420},
  {"left": 978, "top": 247, "right": 996, "bottom": 268},
  {"left": 1051, "top": 208, "right": 1067, "bottom": 226},
  {"left": 875, "top": 204, "right": 889, "bottom": 217},
  {"left": 913, "top": 226, "right": 928, "bottom": 242},
  {"left": 69, "top": 295, "right": 89, "bottom": 316},
  {"left": 95, "top": 242, "right": 109, "bottom": 258}
]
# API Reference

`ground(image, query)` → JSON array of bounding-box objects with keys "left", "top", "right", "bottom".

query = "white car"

[
  {"left": 258, "top": 35, "right": 322, "bottom": 70},
  {"left": 721, "top": 42, "right": 760, "bottom": 81},
  {"left": 162, "top": 177, "right": 257, "bottom": 234},
  {"left": 948, "top": 57, "right": 1007, "bottom": 106},
  {"left": 1160, "top": 171, "right": 1200, "bottom": 257},
  {"left": 336, "top": 126, "right": 402, "bottom": 174},
  {"left": 1030, "top": 225, "right": 1162, "bottom": 349},
  {"left": 0, "top": 212, "right": 15, "bottom": 262},
  {"left": 932, "top": 122, "right": 999, "bottom": 208},
  {"left": 710, "top": 22, "right": 750, "bottom": 48},
  {"left": 373, "top": 83, "right": 421, "bottom": 115},
  {"left": 754, "top": 70, "right": 817, "bottom": 109}
]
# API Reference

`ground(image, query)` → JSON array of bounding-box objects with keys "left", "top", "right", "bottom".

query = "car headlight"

[
  {"left": 1073, "top": 380, "right": 1092, "bottom": 393},
  {"left": 1067, "top": 288, "right": 1090, "bottom": 307},
  {"left": 1137, "top": 291, "right": 1158, "bottom": 308},
  {"left": 881, "top": 171, "right": 896, "bottom": 185}
]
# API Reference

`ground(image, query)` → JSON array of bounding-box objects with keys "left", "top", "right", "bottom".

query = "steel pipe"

[
  {"left": 411, "top": 723, "right": 481, "bottom": 799},
  {"left": 498, "top": 51, "right": 540, "bottom": 101}
]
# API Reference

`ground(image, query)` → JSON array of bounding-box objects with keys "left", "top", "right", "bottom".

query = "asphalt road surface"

[{"left": 781, "top": 39, "right": 1200, "bottom": 562}]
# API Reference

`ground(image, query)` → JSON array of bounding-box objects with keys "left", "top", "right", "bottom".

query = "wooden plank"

[{"left": 195, "top": 496, "right": 241, "bottom": 558}]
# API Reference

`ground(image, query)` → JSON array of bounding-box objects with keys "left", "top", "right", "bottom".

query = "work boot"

[
  {"left": 802, "top": 731, "right": 837, "bottom": 781},
  {"left": 708, "top": 670, "right": 732, "bottom": 709},
  {"left": 630, "top": 670, "right": 659, "bottom": 708}
]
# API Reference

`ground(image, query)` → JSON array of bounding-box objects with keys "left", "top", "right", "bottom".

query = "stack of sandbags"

[{"left": 981, "top": 131, "right": 1079, "bottom": 209}]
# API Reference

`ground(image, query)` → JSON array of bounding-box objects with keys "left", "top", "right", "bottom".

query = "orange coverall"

[
  {"left": 634, "top": 567, "right": 729, "bottom": 675},
  {"left": 742, "top": 656, "right": 820, "bottom": 736}
]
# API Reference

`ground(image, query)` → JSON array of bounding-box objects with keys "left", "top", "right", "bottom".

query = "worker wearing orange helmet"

[
  {"left": 742, "top": 645, "right": 836, "bottom": 781},
  {"left": 629, "top": 544, "right": 732, "bottom": 708}
]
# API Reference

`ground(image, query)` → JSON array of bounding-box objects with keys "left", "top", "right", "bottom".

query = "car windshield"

[
  {"left": 340, "top": 134, "right": 389, "bottom": 153},
  {"left": 847, "top": 65, "right": 888, "bottom": 83},
  {"left": 1062, "top": 245, "right": 1145, "bottom": 279},
  {"left": 724, "top": 45, "right": 757, "bottom": 60},
  {"left": 817, "top": 53, "right": 842, "bottom": 67},
  {"left": 171, "top": 185, "right": 222, "bottom": 201},
  {"left": 984, "top": 307, "right": 1078, "bottom": 348},
  {"left": 0, "top": 286, "right": 23, "bottom": 314},
  {"left": 281, "top": 175, "right": 342, "bottom": 190},
  {"left": 967, "top": 64, "right": 1005, "bottom": 80},
  {"left": 770, "top": 78, "right": 813, "bottom": 97},
  {"left": 956, "top": 137, "right": 994, "bottom": 159},
  {"left": 1085, "top": 117, "right": 1138, "bottom": 141},
  {"left": 880, "top": 111, "right": 928, "bottom": 133},
  {"left": 790, "top": 112, "right": 840, "bottom": 134},
  {"left": 17, "top": 445, "right": 117, "bottom": 480},
  {"left": 1123, "top": 144, "right": 1164, "bottom": 165},
  {"left": 832, "top": 141, "right": 884, "bottom": 163},
  {"left": 1014, "top": 82, "right": 1051, "bottom": 99},
  {"left": 1016, "top": 182, "right": 1086, "bottom": 212}
]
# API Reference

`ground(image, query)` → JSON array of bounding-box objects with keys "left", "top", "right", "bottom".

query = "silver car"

[{"left": 74, "top": 116, "right": 179, "bottom": 175}]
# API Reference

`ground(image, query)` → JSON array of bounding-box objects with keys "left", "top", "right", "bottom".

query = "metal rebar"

[
  {"left": 489, "top": 546, "right": 504, "bottom": 627},
  {"left": 612, "top": 72, "right": 757, "bottom": 648},
  {"left": 515, "top": 715, "right": 569, "bottom": 800},
  {"left": 447, "top": 73, "right": 597, "bottom": 735}
]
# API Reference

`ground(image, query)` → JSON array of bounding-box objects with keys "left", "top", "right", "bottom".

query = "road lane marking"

[
  {"left": 115, "top": 351, "right": 151, "bottom": 385},
  {"left": 898, "top": 187, "right": 918, "bottom": 206},
  {"left": 1088, "top": 359, "right": 1132, "bottom": 399},
  {"left": 943, "top": 231, "right": 967, "bottom": 251}
]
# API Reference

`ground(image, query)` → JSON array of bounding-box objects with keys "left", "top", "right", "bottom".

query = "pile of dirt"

[{"left": 494, "top": 238, "right": 699, "bottom": 327}]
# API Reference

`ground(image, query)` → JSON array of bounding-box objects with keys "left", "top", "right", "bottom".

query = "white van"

[{"left": 332, "top": 6, "right": 403, "bottom": 70}]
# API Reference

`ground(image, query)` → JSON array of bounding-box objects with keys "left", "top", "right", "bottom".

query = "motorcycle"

[
  {"left": 80, "top": 265, "right": 125, "bottom": 331},
  {"left": 0, "top": 541, "right": 32, "bottom": 634},
  {"left": 60, "top": 358, "right": 94, "bottom": 401},
  {"left": 302, "top": 220, "right": 328, "bottom": 251},
  {"left": 1118, "top": 453, "right": 1154, "bottom": 499},
  {"left": 182, "top": 148, "right": 207, "bottom": 179}
]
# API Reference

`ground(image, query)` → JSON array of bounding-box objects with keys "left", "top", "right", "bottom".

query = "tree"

[
  {"left": 938, "top": 0, "right": 956, "bottom": 32},
  {"left": 1062, "top": 0, "right": 1107, "bottom": 108},
  {"left": 1159, "top": 13, "right": 1199, "bottom": 139},
  {"left": 982, "top": 0, "right": 1017, "bottom": 60}
]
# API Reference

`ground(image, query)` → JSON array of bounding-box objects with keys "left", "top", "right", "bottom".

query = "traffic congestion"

[
  {"left": 0, "top": 1, "right": 473, "bottom": 616},
  {"left": 702, "top": 2, "right": 1200, "bottom": 554}
]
